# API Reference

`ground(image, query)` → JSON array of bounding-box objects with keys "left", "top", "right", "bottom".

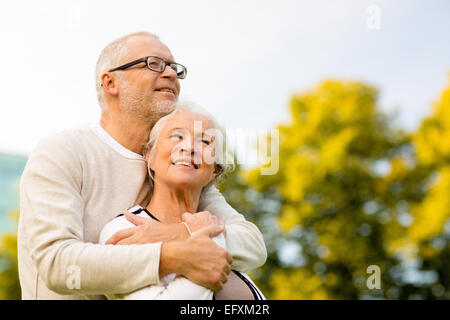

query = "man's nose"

[{"left": 161, "top": 64, "right": 178, "bottom": 80}]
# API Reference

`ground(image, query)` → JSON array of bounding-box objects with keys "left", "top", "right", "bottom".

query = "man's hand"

[
  {"left": 182, "top": 211, "right": 225, "bottom": 234},
  {"left": 160, "top": 225, "right": 232, "bottom": 291},
  {"left": 105, "top": 211, "right": 190, "bottom": 245}
]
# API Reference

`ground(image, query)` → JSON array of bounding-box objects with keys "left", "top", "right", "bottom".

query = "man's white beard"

[{"left": 119, "top": 82, "right": 175, "bottom": 123}]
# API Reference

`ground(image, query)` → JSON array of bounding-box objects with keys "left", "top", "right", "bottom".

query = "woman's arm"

[{"left": 214, "top": 271, "right": 256, "bottom": 300}]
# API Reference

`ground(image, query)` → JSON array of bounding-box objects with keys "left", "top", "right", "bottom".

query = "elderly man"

[{"left": 17, "top": 31, "right": 267, "bottom": 299}]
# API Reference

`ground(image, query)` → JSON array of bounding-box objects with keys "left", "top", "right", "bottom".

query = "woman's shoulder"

[{"left": 98, "top": 206, "right": 148, "bottom": 244}]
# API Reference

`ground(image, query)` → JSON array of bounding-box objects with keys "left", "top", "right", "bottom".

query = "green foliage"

[
  {"left": 221, "top": 79, "right": 450, "bottom": 299},
  {"left": 0, "top": 210, "right": 21, "bottom": 299}
]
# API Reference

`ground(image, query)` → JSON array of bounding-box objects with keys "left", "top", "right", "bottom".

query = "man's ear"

[{"left": 101, "top": 72, "right": 119, "bottom": 96}]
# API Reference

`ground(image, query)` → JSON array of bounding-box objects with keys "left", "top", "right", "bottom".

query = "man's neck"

[
  {"left": 146, "top": 183, "right": 201, "bottom": 223},
  {"left": 99, "top": 112, "right": 154, "bottom": 155}
]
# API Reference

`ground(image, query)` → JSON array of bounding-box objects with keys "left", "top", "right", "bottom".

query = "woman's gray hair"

[
  {"left": 145, "top": 100, "right": 235, "bottom": 195},
  {"left": 95, "top": 31, "right": 159, "bottom": 111}
]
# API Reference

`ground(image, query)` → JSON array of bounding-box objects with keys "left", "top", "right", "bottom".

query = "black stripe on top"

[
  {"left": 142, "top": 208, "right": 160, "bottom": 221},
  {"left": 115, "top": 206, "right": 160, "bottom": 222}
]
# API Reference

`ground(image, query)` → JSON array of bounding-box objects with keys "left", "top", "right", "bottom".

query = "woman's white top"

[{"left": 99, "top": 206, "right": 226, "bottom": 300}]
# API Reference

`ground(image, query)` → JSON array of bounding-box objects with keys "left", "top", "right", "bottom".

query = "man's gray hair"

[
  {"left": 95, "top": 31, "right": 159, "bottom": 111},
  {"left": 145, "top": 100, "right": 235, "bottom": 195}
]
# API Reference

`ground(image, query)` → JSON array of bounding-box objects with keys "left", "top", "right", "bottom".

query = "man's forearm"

[
  {"left": 33, "top": 240, "right": 162, "bottom": 295},
  {"left": 224, "top": 221, "right": 267, "bottom": 271}
]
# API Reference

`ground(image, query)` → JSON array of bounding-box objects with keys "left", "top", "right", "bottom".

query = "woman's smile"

[{"left": 172, "top": 157, "right": 198, "bottom": 169}]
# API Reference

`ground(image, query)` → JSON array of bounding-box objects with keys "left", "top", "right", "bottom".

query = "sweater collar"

[{"left": 92, "top": 124, "right": 144, "bottom": 160}]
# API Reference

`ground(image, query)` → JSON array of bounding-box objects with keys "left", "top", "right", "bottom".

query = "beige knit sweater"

[{"left": 17, "top": 125, "right": 267, "bottom": 300}]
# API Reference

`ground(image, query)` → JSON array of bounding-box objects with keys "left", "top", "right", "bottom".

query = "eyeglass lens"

[{"left": 147, "top": 57, "right": 186, "bottom": 79}]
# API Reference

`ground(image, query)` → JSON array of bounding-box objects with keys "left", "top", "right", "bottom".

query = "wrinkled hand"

[
  {"left": 163, "top": 224, "right": 232, "bottom": 291},
  {"left": 182, "top": 211, "right": 225, "bottom": 235},
  {"left": 105, "top": 210, "right": 189, "bottom": 245}
]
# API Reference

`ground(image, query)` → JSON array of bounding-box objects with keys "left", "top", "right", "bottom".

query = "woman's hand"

[
  {"left": 105, "top": 211, "right": 190, "bottom": 245},
  {"left": 182, "top": 211, "right": 225, "bottom": 235}
]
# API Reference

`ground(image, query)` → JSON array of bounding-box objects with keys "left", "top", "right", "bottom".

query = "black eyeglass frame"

[{"left": 108, "top": 56, "right": 187, "bottom": 79}]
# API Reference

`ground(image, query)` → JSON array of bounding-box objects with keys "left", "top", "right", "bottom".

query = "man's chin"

[
  {"left": 119, "top": 95, "right": 176, "bottom": 123},
  {"left": 152, "top": 99, "right": 176, "bottom": 115}
]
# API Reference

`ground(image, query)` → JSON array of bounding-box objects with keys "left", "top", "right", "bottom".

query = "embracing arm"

[
  {"left": 100, "top": 217, "right": 227, "bottom": 300},
  {"left": 19, "top": 135, "right": 161, "bottom": 295},
  {"left": 198, "top": 186, "right": 267, "bottom": 272}
]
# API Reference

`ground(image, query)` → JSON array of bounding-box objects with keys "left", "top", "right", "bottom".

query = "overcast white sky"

[{"left": 0, "top": 0, "right": 449, "bottom": 156}]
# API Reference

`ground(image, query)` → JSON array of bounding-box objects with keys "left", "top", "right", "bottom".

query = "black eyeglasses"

[{"left": 108, "top": 56, "right": 187, "bottom": 79}]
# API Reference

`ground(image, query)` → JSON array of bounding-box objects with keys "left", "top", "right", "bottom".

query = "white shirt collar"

[{"left": 92, "top": 124, "right": 144, "bottom": 160}]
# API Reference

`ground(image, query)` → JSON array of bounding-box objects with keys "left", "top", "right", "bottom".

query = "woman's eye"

[
  {"left": 201, "top": 139, "right": 211, "bottom": 145},
  {"left": 170, "top": 134, "right": 182, "bottom": 140}
]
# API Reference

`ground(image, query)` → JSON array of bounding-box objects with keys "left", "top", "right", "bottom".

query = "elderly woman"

[{"left": 99, "top": 102, "right": 265, "bottom": 300}]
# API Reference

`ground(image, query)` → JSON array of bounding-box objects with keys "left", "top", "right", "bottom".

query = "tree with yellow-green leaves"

[
  {"left": 373, "top": 78, "right": 450, "bottom": 299},
  {"left": 411, "top": 78, "right": 450, "bottom": 246},
  {"left": 221, "top": 79, "right": 450, "bottom": 299},
  {"left": 405, "top": 78, "right": 450, "bottom": 297}
]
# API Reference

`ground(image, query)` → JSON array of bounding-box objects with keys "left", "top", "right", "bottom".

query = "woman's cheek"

[{"left": 167, "top": 142, "right": 182, "bottom": 162}]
